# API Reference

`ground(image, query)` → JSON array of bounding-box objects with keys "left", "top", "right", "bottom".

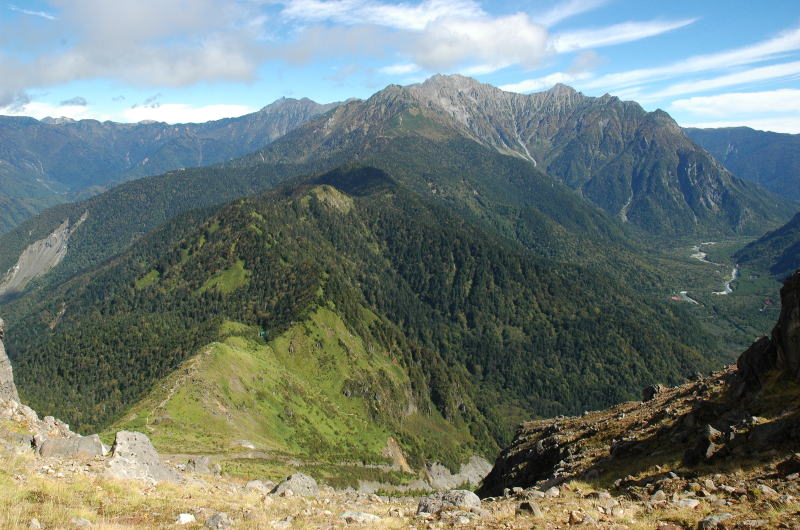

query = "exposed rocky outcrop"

[
  {"left": 738, "top": 269, "right": 800, "bottom": 387},
  {"left": 478, "top": 269, "right": 800, "bottom": 498},
  {"left": 425, "top": 456, "right": 493, "bottom": 490},
  {"left": 0, "top": 211, "right": 87, "bottom": 296},
  {"left": 0, "top": 317, "right": 19, "bottom": 401},
  {"left": 105, "top": 431, "right": 182, "bottom": 483}
]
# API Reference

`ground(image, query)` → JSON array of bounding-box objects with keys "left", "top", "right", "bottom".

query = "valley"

[{"left": 0, "top": 73, "right": 798, "bottom": 528}]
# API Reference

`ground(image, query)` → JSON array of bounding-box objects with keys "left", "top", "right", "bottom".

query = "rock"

[
  {"left": 652, "top": 489, "right": 667, "bottom": 502},
  {"left": 610, "top": 506, "right": 624, "bottom": 518},
  {"left": 340, "top": 511, "right": 381, "bottom": 524},
  {"left": 516, "top": 500, "right": 543, "bottom": 517},
  {"left": 674, "top": 498, "right": 700, "bottom": 508},
  {"left": 417, "top": 490, "right": 481, "bottom": 514},
  {"left": 755, "top": 484, "right": 777, "bottom": 496},
  {"left": 244, "top": 479, "right": 272, "bottom": 493},
  {"left": 739, "top": 520, "right": 769, "bottom": 528},
  {"left": 270, "top": 473, "right": 318, "bottom": 497},
  {"left": 105, "top": 431, "right": 181, "bottom": 483},
  {"left": 642, "top": 384, "right": 666, "bottom": 401},
  {"left": 204, "top": 512, "right": 233, "bottom": 529},
  {"left": 70, "top": 517, "right": 92, "bottom": 527},
  {"left": 568, "top": 511, "right": 583, "bottom": 524},
  {"left": 698, "top": 513, "right": 733, "bottom": 529},
  {"left": 545, "top": 486, "right": 560, "bottom": 497},
  {"left": 657, "top": 524, "right": 683, "bottom": 530},
  {"left": 38, "top": 434, "right": 104, "bottom": 459},
  {"left": 28, "top": 518, "right": 42, "bottom": 529},
  {"left": 175, "top": 513, "right": 196, "bottom": 525},
  {"left": 185, "top": 456, "right": 212, "bottom": 474},
  {"left": 777, "top": 453, "right": 800, "bottom": 475}
]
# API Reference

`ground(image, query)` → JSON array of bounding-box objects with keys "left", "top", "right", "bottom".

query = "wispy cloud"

[
  {"left": 534, "top": 0, "right": 608, "bottom": 27},
  {"left": 551, "top": 18, "right": 695, "bottom": 53},
  {"left": 672, "top": 89, "right": 800, "bottom": 116},
  {"left": 582, "top": 26, "right": 800, "bottom": 92},
  {"left": 647, "top": 60, "right": 800, "bottom": 100},
  {"left": 280, "top": 0, "right": 485, "bottom": 31},
  {"left": 60, "top": 96, "right": 87, "bottom": 106},
  {"left": 8, "top": 3, "right": 56, "bottom": 20}
]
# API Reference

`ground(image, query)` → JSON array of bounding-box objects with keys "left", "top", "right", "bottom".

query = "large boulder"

[
  {"left": 38, "top": 434, "right": 105, "bottom": 459},
  {"left": 417, "top": 490, "right": 481, "bottom": 514},
  {"left": 0, "top": 317, "right": 20, "bottom": 402},
  {"left": 270, "top": 473, "right": 318, "bottom": 497},
  {"left": 105, "top": 431, "right": 181, "bottom": 483}
]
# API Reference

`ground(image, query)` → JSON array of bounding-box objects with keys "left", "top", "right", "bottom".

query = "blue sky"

[{"left": 1, "top": 0, "right": 799, "bottom": 132}]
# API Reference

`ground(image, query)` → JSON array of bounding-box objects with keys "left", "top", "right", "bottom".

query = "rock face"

[
  {"left": 0, "top": 317, "right": 19, "bottom": 402},
  {"left": 738, "top": 270, "right": 800, "bottom": 388},
  {"left": 425, "top": 456, "right": 493, "bottom": 490},
  {"left": 105, "top": 431, "right": 181, "bottom": 483}
]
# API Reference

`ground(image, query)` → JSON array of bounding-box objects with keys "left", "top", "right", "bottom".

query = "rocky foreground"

[{"left": 2, "top": 273, "right": 800, "bottom": 528}]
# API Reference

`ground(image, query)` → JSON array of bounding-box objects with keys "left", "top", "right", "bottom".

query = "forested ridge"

[{"left": 7, "top": 168, "right": 721, "bottom": 450}]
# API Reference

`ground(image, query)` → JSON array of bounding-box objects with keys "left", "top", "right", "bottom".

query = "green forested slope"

[
  {"left": 7, "top": 169, "right": 720, "bottom": 451},
  {"left": 734, "top": 212, "right": 800, "bottom": 279}
]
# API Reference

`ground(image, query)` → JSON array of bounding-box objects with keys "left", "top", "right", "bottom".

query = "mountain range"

[
  {"left": 0, "top": 75, "right": 796, "bottom": 476},
  {"left": 686, "top": 126, "right": 800, "bottom": 200},
  {"left": 0, "top": 97, "right": 342, "bottom": 233}
]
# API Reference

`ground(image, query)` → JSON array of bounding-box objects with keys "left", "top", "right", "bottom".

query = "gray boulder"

[
  {"left": 38, "top": 434, "right": 105, "bottom": 459},
  {"left": 204, "top": 512, "right": 233, "bottom": 529},
  {"left": 270, "top": 473, "right": 318, "bottom": 497},
  {"left": 0, "top": 318, "right": 20, "bottom": 402},
  {"left": 417, "top": 490, "right": 481, "bottom": 514},
  {"left": 185, "top": 455, "right": 212, "bottom": 474},
  {"left": 341, "top": 511, "right": 381, "bottom": 524},
  {"left": 105, "top": 431, "right": 181, "bottom": 483}
]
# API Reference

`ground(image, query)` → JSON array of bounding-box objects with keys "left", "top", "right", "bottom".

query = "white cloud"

[
  {"left": 500, "top": 71, "right": 591, "bottom": 93},
  {"left": 583, "top": 26, "right": 800, "bottom": 91},
  {"left": 0, "top": 101, "right": 94, "bottom": 120},
  {"left": 671, "top": 89, "right": 800, "bottom": 116},
  {"left": 0, "top": 0, "right": 268, "bottom": 106},
  {"left": 122, "top": 103, "right": 255, "bottom": 124},
  {"left": 648, "top": 61, "right": 800, "bottom": 100},
  {"left": 535, "top": 0, "right": 608, "bottom": 27},
  {"left": 379, "top": 62, "right": 420, "bottom": 75},
  {"left": 410, "top": 13, "right": 548, "bottom": 72},
  {"left": 280, "top": 0, "right": 485, "bottom": 31},
  {"left": 551, "top": 18, "right": 695, "bottom": 53},
  {"left": 8, "top": 4, "right": 57, "bottom": 20},
  {"left": 683, "top": 117, "right": 800, "bottom": 134}
]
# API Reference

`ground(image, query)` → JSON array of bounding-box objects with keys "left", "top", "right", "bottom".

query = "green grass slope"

[{"left": 111, "top": 308, "right": 477, "bottom": 476}]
